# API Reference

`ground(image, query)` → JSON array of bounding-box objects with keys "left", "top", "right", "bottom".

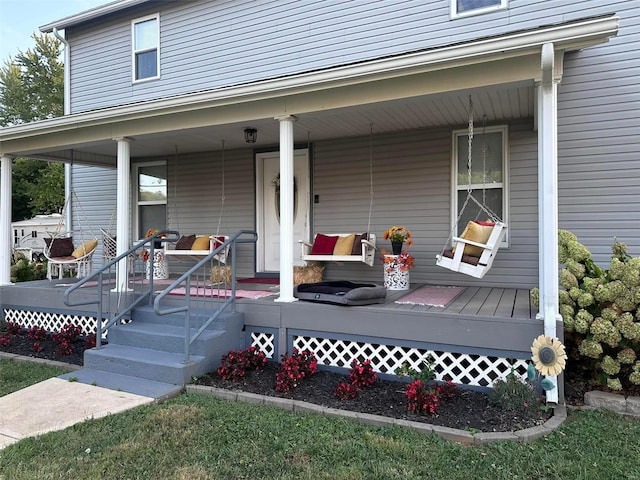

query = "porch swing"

[
  {"left": 435, "top": 96, "right": 507, "bottom": 279},
  {"left": 299, "top": 126, "right": 377, "bottom": 266},
  {"left": 44, "top": 189, "right": 98, "bottom": 280},
  {"left": 163, "top": 144, "right": 230, "bottom": 263}
]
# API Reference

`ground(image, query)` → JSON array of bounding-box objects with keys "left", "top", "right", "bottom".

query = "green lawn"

[
  {"left": 1, "top": 391, "right": 640, "bottom": 480},
  {"left": 0, "top": 357, "right": 69, "bottom": 397}
]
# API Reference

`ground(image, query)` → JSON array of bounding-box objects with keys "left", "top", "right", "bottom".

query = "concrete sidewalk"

[{"left": 0, "top": 378, "right": 154, "bottom": 449}]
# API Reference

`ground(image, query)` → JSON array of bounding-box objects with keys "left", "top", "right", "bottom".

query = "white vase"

[
  {"left": 383, "top": 257, "right": 410, "bottom": 290},
  {"left": 145, "top": 250, "right": 169, "bottom": 280}
]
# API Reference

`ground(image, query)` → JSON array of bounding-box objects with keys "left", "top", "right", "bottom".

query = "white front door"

[{"left": 256, "top": 150, "right": 310, "bottom": 272}]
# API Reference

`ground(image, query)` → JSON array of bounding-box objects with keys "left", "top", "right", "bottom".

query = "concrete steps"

[{"left": 61, "top": 304, "right": 244, "bottom": 399}]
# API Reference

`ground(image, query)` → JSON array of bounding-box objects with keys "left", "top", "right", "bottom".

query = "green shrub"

[
  {"left": 10, "top": 252, "right": 47, "bottom": 283},
  {"left": 532, "top": 231, "right": 640, "bottom": 391},
  {"left": 489, "top": 370, "right": 542, "bottom": 413}
]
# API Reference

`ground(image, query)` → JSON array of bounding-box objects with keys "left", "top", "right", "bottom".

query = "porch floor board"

[{"left": 237, "top": 282, "right": 536, "bottom": 321}]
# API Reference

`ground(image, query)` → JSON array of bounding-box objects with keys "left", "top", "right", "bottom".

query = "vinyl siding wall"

[
  {"left": 76, "top": 122, "right": 535, "bottom": 286},
  {"left": 557, "top": 2, "right": 640, "bottom": 261},
  {"left": 67, "top": 0, "right": 628, "bottom": 113},
  {"left": 70, "top": 164, "right": 117, "bottom": 265}
]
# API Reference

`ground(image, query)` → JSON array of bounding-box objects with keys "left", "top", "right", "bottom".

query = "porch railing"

[
  {"left": 63, "top": 230, "right": 179, "bottom": 348},
  {"left": 153, "top": 230, "right": 258, "bottom": 362}
]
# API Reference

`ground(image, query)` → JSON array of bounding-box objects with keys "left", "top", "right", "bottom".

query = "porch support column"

[
  {"left": 275, "top": 115, "right": 298, "bottom": 303},
  {"left": 0, "top": 155, "right": 13, "bottom": 285},
  {"left": 537, "top": 42, "right": 561, "bottom": 403},
  {"left": 114, "top": 137, "right": 132, "bottom": 292}
]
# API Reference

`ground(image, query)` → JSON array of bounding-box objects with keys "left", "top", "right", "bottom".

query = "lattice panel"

[
  {"left": 3, "top": 308, "right": 108, "bottom": 339},
  {"left": 251, "top": 332, "right": 275, "bottom": 359},
  {"left": 293, "top": 335, "right": 528, "bottom": 387}
]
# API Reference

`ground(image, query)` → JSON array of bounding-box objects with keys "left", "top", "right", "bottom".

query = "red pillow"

[
  {"left": 214, "top": 236, "right": 226, "bottom": 248},
  {"left": 310, "top": 234, "right": 338, "bottom": 255},
  {"left": 475, "top": 220, "right": 495, "bottom": 226}
]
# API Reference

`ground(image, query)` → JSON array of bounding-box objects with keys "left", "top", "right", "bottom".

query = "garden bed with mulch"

[{"left": 194, "top": 362, "right": 553, "bottom": 433}]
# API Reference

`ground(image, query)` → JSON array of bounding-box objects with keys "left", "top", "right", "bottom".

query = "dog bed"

[{"left": 294, "top": 281, "right": 387, "bottom": 306}]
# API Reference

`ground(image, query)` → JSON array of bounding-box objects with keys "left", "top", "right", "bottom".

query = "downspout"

[
  {"left": 53, "top": 28, "right": 72, "bottom": 233},
  {"left": 537, "top": 42, "right": 561, "bottom": 404}
]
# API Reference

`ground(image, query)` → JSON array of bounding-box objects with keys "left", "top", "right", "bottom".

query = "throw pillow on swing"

[{"left": 455, "top": 220, "right": 494, "bottom": 257}]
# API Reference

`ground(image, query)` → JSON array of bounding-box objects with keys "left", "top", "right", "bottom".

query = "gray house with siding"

[{"left": 0, "top": 0, "right": 636, "bottom": 401}]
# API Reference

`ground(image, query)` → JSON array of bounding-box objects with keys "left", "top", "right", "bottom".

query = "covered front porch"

[{"left": 0, "top": 15, "right": 620, "bottom": 402}]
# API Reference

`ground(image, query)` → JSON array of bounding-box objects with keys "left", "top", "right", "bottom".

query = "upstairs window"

[
  {"left": 132, "top": 14, "right": 159, "bottom": 82},
  {"left": 451, "top": 0, "right": 507, "bottom": 18}
]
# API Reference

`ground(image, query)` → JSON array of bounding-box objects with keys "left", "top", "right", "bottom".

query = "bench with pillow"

[
  {"left": 299, "top": 233, "right": 376, "bottom": 266},
  {"left": 44, "top": 236, "right": 98, "bottom": 280},
  {"left": 164, "top": 234, "right": 229, "bottom": 263}
]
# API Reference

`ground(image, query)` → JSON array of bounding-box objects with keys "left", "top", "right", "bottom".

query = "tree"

[
  {"left": 0, "top": 33, "right": 63, "bottom": 125},
  {"left": 0, "top": 33, "right": 65, "bottom": 221}
]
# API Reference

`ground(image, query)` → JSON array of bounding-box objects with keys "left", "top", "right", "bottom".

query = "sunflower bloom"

[{"left": 531, "top": 335, "right": 568, "bottom": 376}]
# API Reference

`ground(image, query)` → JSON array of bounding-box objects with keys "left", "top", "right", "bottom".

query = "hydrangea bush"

[{"left": 531, "top": 230, "right": 640, "bottom": 391}]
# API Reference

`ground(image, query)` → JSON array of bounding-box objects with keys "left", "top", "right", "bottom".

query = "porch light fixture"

[{"left": 244, "top": 128, "right": 257, "bottom": 144}]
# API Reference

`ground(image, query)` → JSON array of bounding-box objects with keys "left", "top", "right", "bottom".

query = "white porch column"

[
  {"left": 537, "top": 42, "right": 561, "bottom": 403},
  {"left": 0, "top": 155, "right": 13, "bottom": 285},
  {"left": 275, "top": 115, "right": 297, "bottom": 303},
  {"left": 114, "top": 138, "right": 132, "bottom": 292}
]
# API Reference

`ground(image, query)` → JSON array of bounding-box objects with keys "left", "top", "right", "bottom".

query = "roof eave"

[
  {"left": 39, "top": 0, "right": 151, "bottom": 33},
  {"left": 3, "top": 14, "right": 618, "bottom": 149}
]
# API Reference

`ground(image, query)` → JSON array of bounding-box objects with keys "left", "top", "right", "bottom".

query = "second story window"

[
  {"left": 132, "top": 14, "right": 159, "bottom": 82},
  {"left": 451, "top": 0, "right": 507, "bottom": 18}
]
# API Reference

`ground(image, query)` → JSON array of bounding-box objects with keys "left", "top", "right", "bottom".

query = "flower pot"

[
  {"left": 145, "top": 250, "right": 169, "bottom": 280},
  {"left": 391, "top": 241, "right": 403, "bottom": 255},
  {"left": 383, "top": 256, "right": 410, "bottom": 290}
]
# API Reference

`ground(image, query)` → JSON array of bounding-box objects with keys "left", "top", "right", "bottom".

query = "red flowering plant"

[
  {"left": 396, "top": 358, "right": 457, "bottom": 415},
  {"left": 379, "top": 250, "right": 415, "bottom": 272},
  {"left": 217, "top": 346, "right": 267, "bottom": 381},
  {"left": 275, "top": 349, "right": 318, "bottom": 392},
  {"left": 334, "top": 359, "right": 378, "bottom": 400}
]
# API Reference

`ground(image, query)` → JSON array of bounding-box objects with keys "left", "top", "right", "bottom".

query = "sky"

[{"left": 0, "top": 0, "right": 113, "bottom": 61}]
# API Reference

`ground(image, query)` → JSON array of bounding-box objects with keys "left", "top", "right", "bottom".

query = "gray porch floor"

[{"left": 6, "top": 277, "right": 536, "bottom": 322}]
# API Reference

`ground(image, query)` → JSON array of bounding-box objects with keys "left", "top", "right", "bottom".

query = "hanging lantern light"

[{"left": 244, "top": 128, "right": 257, "bottom": 144}]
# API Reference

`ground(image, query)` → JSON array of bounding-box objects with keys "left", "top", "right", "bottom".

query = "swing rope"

[
  {"left": 441, "top": 96, "right": 502, "bottom": 250},
  {"left": 215, "top": 140, "right": 226, "bottom": 237},
  {"left": 366, "top": 123, "right": 374, "bottom": 238},
  {"left": 173, "top": 145, "right": 180, "bottom": 234}
]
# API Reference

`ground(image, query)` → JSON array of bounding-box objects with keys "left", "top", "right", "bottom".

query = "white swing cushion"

[{"left": 72, "top": 239, "right": 98, "bottom": 258}]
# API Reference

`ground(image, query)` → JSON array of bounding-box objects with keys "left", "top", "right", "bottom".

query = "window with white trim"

[
  {"left": 452, "top": 125, "right": 508, "bottom": 239},
  {"left": 451, "top": 0, "right": 507, "bottom": 18},
  {"left": 136, "top": 162, "right": 167, "bottom": 238},
  {"left": 132, "top": 14, "right": 159, "bottom": 82}
]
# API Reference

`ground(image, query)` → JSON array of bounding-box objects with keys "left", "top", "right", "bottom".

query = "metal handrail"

[
  {"left": 63, "top": 230, "right": 179, "bottom": 348},
  {"left": 153, "top": 230, "right": 258, "bottom": 362}
]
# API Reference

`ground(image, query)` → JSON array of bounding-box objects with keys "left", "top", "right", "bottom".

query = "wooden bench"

[
  {"left": 299, "top": 233, "right": 376, "bottom": 266},
  {"left": 164, "top": 235, "right": 229, "bottom": 263}
]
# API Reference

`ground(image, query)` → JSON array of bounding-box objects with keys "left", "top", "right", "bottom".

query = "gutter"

[{"left": 2, "top": 14, "right": 618, "bottom": 145}]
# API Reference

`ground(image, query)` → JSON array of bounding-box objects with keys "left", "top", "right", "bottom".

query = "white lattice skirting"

[
  {"left": 250, "top": 331, "right": 275, "bottom": 359},
  {"left": 3, "top": 308, "right": 107, "bottom": 338},
  {"left": 251, "top": 332, "right": 528, "bottom": 388}
]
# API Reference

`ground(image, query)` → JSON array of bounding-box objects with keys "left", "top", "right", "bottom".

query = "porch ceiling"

[{"left": 33, "top": 83, "right": 534, "bottom": 163}]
